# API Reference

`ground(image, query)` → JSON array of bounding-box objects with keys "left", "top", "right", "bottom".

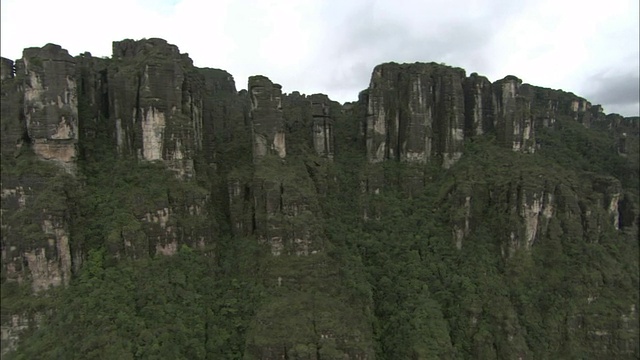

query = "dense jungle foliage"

[{"left": 2, "top": 107, "right": 639, "bottom": 359}]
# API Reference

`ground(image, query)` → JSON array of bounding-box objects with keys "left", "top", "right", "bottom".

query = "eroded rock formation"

[
  {"left": 365, "top": 62, "right": 466, "bottom": 168},
  {"left": 108, "top": 38, "right": 202, "bottom": 177},
  {"left": 1, "top": 38, "right": 638, "bottom": 358},
  {"left": 249, "top": 76, "right": 286, "bottom": 160},
  {"left": 18, "top": 44, "right": 79, "bottom": 172}
]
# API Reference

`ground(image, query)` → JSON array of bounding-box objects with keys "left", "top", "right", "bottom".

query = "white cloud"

[{"left": 1, "top": 0, "right": 638, "bottom": 115}]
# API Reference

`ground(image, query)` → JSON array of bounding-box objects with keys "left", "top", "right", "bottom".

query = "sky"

[{"left": 1, "top": 0, "right": 638, "bottom": 116}]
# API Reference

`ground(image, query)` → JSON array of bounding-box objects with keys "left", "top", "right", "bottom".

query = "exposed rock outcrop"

[
  {"left": 0, "top": 57, "right": 23, "bottom": 158},
  {"left": 199, "top": 67, "right": 244, "bottom": 166},
  {"left": 493, "top": 76, "right": 535, "bottom": 153},
  {"left": 0, "top": 313, "right": 43, "bottom": 355},
  {"left": 1, "top": 38, "right": 638, "bottom": 358},
  {"left": 17, "top": 44, "right": 79, "bottom": 172},
  {"left": 108, "top": 38, "right": 201, "bottom": 177},
  {"left": 1, "top": 40, "right": 219, "bottom": 297},
  {"left": 309, "top": 94, "right": 335, "bottom": 158},
  {"left": 74, "top": 52, "right": 110, "bottom": 163},
  {"left": 249, "top": 76, "right": 286, "bottom": 160},
  {"left": 463, "top": 72, "right": 495, "bottom": 137},
  {"left": 1, "top": 47, "right": 76, "bottom": 296},
  {"left": 365, "top": 62, "right": 466, "bottom": 168},
  {"left": 229, "top": 76, "right": 327, "bottom": 256},
  {"left": 447, "top": 171, "right": 631, "bottom": 255},
  {"left": 0, "top": 172, "right": 74, "bottom": 292},
  {"left": 0, "top": 58, "right": 14, "bottom": 81}
]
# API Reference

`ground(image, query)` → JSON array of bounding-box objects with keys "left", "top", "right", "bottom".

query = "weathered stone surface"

[
  {"left": 113, "top": 38, "right": 181, "bottom": 59},
  {"left": 281, "top": 91, "right": 313, "bottom": 157},
  {"left": 1, "top": 39, "right": 638, "bottom": 358},
  {"left": 592, "top": 114, "right": 640, "bottom": 155},
  {"left": 1, "top": 57, "right": 14, "bottom": 81},
  {"left": 363, "top": 62, "right": 624, "bottom": 169},
  {"left": 249, "top": 76, "right": 286, "bottom": 160},
  {"left": 1, "top": 46, "right": 77, "bottom": 299},
  {"left": 1, "top": 58, "right": 24, "bottom": 158},
  {"left": 227, "top": 77, "right": 333, "bottom": 256},
  {"left": 309, "top": 94, "right": 335, "bottom": 158},
  {"left": 0, "top": 175, "right": 73, "bottom": 292},
  {"left": 524, "top": 85, "right": 593, "bottom": 130},
  {"left": 463, "top": 73, "right": 495, "bottom": 137},
  {"left": 278, "top": 91, "right": 337, "bottom": 159},
  {"left": 229, "top": 159, "right": 325, "bottom": 256},
  {"left": 493, "top": 76, "right": 535, "bottom": 153},
  {"left": 109, "top": 38, "right": 201, "bottom": 177},
  {"left": 0, "top": 41, "right": 221, "bottom": 311},
  {"left": 592, "top": 175, "right": 623, "bottom": 230},
  {"left": 199, "top": 67, "right": 244, "bottom": 166},
  {"left": 365, "top": 62, "right": 466, "bottom": 168},
  {"left": 16, "top": 44, "right": 78, "bottom": 171},
  {"left": 0, "top": 313, "right": 43, "bottom": 356},
  {"left": 448, "top": 172, "right": 629, "bottom": 254},
  {"left": 74, "top": 52, "right": 111, "bottom": 160}
]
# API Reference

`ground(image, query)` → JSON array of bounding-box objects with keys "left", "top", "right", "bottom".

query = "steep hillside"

[{"left": 1, "top": 39, "right": 638, "bottom": 359}]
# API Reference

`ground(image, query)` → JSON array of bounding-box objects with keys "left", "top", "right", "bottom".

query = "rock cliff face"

[
  {"left": 198, "top": 67, "right": 244, "bottom": 166},
  {"left": 362, "top": 63, "right": 603, "bottom": 170},
  {"left": 493, "top": 76, "right": 535, "bottom": 152},
  {"left": 229, "top": 76, "right": 327, "bottom": 256},
  {"left": 249, "top": 76, "right": 286, "bottom": 160},
  {"left": 1, "top": 38, "right": 638, "bottom": 358},
  {"left": 0, "top": 58, "right": 22, "bottom": 158},
  {"left": 1, "top": 46, "right": 77, "bottom": 297},
  {"left": 108, "top": 38, "right": 202, "bottom": 177},
  {"left": 0, "top": 172, "right": 73, "bottom": 292},
  {"left": 1, "top": 39, "right": 221, "bottom": 296},
  {"left": 365, "top": 63, "right": 466, "bottom": 168},
  {"left": 309, "top": 94, "right": 335, "bottom": 159},
  {"left": 463, "top": 72, "right": 495, "bottom": 137},
  {"left": 17, "top": 45, "right": 79, "bottom": 172},
  {"left": 448, "top": 171, "right": 627, "bottom": 255}
]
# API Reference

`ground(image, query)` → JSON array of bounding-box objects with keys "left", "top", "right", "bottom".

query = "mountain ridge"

[{"left": 1, "top": 38, "right": 638, "bottom": 359}]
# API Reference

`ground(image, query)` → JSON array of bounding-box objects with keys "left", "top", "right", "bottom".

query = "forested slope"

[{"left": 1, "top": 39, "right": 638, "bottom": 359}]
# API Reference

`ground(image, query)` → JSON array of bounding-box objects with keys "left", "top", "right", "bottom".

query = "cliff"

[{"left": 1, "top": 39, "right": 638, "bottom": 359}]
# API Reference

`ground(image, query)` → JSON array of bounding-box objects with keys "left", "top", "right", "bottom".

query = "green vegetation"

[
  {"left": 1, "top": 67, "right": 638, "bottom": 359},
  {"left": 8, "top": 246, "right": 260, "bottom": 360}
]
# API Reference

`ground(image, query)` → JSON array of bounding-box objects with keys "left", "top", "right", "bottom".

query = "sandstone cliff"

[{"left": 1, "top": 38, "right": 638, "bottom": 358}]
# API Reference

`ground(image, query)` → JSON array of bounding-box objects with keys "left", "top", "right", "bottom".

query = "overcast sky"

[{"left": 1, "top": 0, "right": 638, "bottom": 116}]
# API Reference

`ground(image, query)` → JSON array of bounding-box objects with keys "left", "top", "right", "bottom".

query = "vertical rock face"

[
  {"left": 0, "top": 44, "right": 79, "bottom": 348},
  {"left": 74, "top": 52, "right": 111, "bottom": 165},
  {"left": 1, "top": 177, "right": 72, "bottom": 292},
  {"left": 1, "top": 40, "right": 219, "bottom": 300},
  {"left": 109, "top": 38, "right": 200, "bottom": 177},
  {"left": 365, "top": 62, "right": 466, "bottom": 168},
  {"left": 199, "top": 67, "right": 243, "bottom": 166},
  {"left": 249, "top": 76, "right": 286, "bottom": 159},
  {"left": 448, "top": 172, "right": 632, "bottom": 255},
  {"left": 1, "top": 46, "right": 76, "bottom": 295},
  {"left": 1, "top": 40, "right": 638, "bottom": 358},
  {"left": 232, "top": 76, "right": 327, "bottom": 256},
  {"left": 106, "top": 39, "right": 214, "bottom": 252},
  {"left": 309, "top": 94, "right": 334, "bottom": 158},
  {"left": 493, "top": 76, "right": 535, "bottom": 153},
  {"left": 1, "top": 57, "right": 23, "bottom": 158},
  {"left": 463, "top": 73, "right": 495, "bottom": 137},
  {"left": 1, "top": 57, "right": 14, "bottom": 81},
  {"left": 363, "top": 63, "right": 616, "bottom": 170},
  {"left": 526, "top": 86, "right": 594, "bottom": 131},
  {"left": 592, "top": 176, "right": 623, "bottom": 229},
  {"left": 17, "top": 44, "right": 78, "bottom": 171},
  {"left": 240, "top": 78, "right": 371, "bottom": 359},
  {"left": 0, "top": 313, "right": 43, "bottom": 356}
]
